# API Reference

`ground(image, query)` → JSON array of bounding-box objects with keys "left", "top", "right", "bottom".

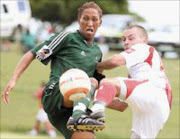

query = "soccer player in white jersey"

[{"left": 90, "top": 25, "right": 173, "bottom": 139}]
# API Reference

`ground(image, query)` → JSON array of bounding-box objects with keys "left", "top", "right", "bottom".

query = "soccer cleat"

[
  {"left": 87, "top": 108, "right": 105, "bottom": 123},
  {"left": 67, "top": 115, "right": 105, "bottom": 131}
]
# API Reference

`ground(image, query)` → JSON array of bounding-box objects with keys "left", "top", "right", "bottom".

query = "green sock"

[{"left": 71, "top": 85, "right": 95, "bottom": 119}]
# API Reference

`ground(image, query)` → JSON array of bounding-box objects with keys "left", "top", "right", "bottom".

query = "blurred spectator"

[
  {"left": 11, "top": 24, "right": 23, "bottom": 45},
  {"left": 1, "top": 24, "right": 23, "bottom": 52},
  {"left": 1, "top": 38, "right": 11, "bottom": 52},
  {"left": 29, "top": 81, "right": 57, "bottom": 138},
  {"left": 21, "top": 28, "right": 37, "bottom": 53},
  {"left": 38, "top": 24, "right": 55, "bottom": 43}
]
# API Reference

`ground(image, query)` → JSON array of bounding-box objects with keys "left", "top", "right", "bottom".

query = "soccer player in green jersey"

[{"left": 2, "top": 2, "right": 105, "bottom": 139}]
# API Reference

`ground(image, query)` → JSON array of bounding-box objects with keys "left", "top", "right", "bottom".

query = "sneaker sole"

[
  {"left": 77, "top": 125, "right": 105, "bottom": 131},
  {"left": 67, "top": 125, "right": 77, "bottom": 131},
  {"left": 67, "top": 124, "right": 105, "bottom": 131}
]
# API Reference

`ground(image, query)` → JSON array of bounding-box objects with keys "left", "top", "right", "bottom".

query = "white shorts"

[
  {"left": 117, "top": 77, "right": 170, "bottom": 138},
  {"left": 36, "top": 109, "right": 48, "bottom": 123}
]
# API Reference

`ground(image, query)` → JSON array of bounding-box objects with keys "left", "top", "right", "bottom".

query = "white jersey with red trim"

[
  {"left": 120, "top": 43, "right": 167, "bottom": 88},
  {"left": 117, "top": 43, "right": 172, "bottom": 138}
]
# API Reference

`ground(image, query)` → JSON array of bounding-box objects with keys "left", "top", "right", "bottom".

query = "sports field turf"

[{"left": 1, "top": 46, "right": 179, "bottom": 138}]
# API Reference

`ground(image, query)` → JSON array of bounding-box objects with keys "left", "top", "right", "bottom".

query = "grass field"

[{"left": 1, "top": 46, "right": 179, "bottom": 139}]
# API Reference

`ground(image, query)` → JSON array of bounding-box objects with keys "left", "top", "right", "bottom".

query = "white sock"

[
  {"left": 91, "top": 103, "right": 105, "bottom": 113},
  {"left": 73, "top": 102, "right": 86, "bottom": 112}
]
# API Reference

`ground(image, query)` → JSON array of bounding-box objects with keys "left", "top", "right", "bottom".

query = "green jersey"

[
  {"left": 31, "top": 30, "right": 102, "bottom": 80},
  {"left": 31, "top": 31, "right": 102, "bottom": 138}
]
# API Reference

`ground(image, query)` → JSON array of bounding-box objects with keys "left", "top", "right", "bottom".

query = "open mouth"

[{"left": 86, "top": 28, "right": 93, "bottom": 33}]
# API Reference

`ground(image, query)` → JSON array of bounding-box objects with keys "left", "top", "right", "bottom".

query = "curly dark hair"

[{"left": 77, "top": 2, "right": 102, "bottom": 19}]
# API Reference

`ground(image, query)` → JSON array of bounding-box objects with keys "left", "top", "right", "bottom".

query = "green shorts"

[
  {"left": 42, "top": 78, "right": 73, "bottom": 139},
  {"left": 48, "top": 107, "right": 73, "bottom": 139}
]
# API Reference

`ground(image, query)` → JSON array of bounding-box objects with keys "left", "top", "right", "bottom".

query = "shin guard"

[{"left": 95, "top": 82, "right": 117, "bottom": 106}]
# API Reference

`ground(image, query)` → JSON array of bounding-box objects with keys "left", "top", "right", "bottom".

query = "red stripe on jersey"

[
  {"left": 124, "top": 79, "right": 148, "bottom": 99},
  {"left": 165, "top": 83, "right": 173, "bottom": 109},
  {"left": 144, "top": 46, "right": 155, "bottom": 67},
  {"left": 159, "top": 58, "right": 165, "bottom": 71}
]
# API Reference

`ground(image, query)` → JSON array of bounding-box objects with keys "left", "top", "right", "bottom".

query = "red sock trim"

[{"left": 96, "top": 82, "right": 117, "bottom": 105}]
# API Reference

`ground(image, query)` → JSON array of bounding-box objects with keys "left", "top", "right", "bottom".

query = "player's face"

[
  {"left": 122, "top": 28, "right": 146, "bottom": 50},
  {"left": 78, "top": 8, "right": 101, "bottom": 43}
]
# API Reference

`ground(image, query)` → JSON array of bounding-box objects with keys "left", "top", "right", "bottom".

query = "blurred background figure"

[
  {"left": 38, "top": 23, "right": 55, "bottom": 43},
  {"left": 11, "top": 24, "right": 23, "bottom": 46},
  {"left": 1, "top": 39, "right": 11, "bottom": 52},
  {"left": 21, "top": 28, "right": 37, "bottom": 53},
  {"left": 1, "top": 24, "right": 23, "bottom": 52},
  {"left": 29, "top": 81, "right": 57, "bottom": 138}
]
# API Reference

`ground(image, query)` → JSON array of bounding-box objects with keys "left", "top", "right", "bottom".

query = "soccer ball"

[{"left": 59, "top": 68, "right": 91, "bottom": 101}]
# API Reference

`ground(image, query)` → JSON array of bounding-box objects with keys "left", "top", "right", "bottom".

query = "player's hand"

[{"left": 2, "top": 80, "right": 16, "bottom": 104}]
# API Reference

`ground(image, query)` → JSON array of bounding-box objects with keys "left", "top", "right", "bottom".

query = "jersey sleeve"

[
  {"left": 31, "top": 31, "right": 70, "bottom": 65},
  {"left": 120, "top": 44, "right": 150, "bottom": 68}
]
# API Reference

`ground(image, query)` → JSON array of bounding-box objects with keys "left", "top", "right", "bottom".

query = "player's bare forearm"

[
  {"left": 10, "top": 51, "right": 35, "bottom": 82},
  {"left": 107, "top": 97, "right": 128, "bottom": 112},
  {"left": 97, "top": 54, "right": 126, "bottom": 72},
  {"left": 2, "top": 51, "right": 35, "bottom": 104}
]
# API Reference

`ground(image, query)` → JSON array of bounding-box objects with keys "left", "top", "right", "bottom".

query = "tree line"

[{"left": 30, "top": 0, "right": 144, "bottom": 26}]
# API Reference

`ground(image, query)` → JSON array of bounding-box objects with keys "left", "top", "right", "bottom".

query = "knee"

[
  {"left": 62, "top": 97, "right": 73, "bottom": 108},
  {"left": 90, "top": 77, "right": 98, "bottom": 89},
  {"left": 71, "top": 131, "right": 95, "bottom": 139}
]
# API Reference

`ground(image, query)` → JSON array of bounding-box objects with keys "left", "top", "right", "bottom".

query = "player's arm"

[
  {"left": 97, "top": 54, "right": 126, "bottom": 73},
  {"left": 2, "top": 51, "right": 35, "bottom": 104},
  {"left": 107, "top": 97, "right": 128, "bottom": 112}
]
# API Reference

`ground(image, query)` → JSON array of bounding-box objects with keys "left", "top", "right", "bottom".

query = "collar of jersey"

[{"left": 77, "top": 30, "right": 94, "bottom": 46}]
